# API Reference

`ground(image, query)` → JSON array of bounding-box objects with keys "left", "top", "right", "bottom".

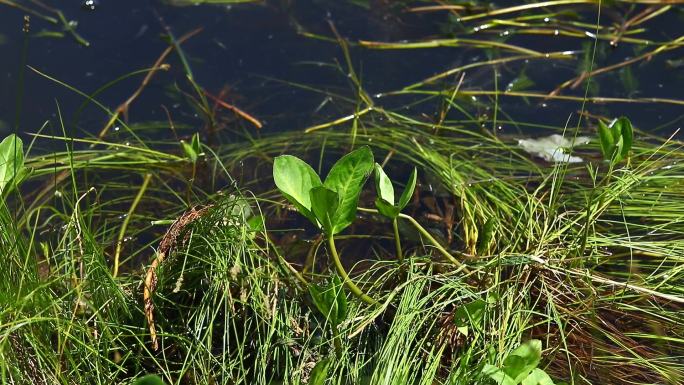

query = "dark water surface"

[{"left": 1, "top": 1, "right": 683, "bottom": 141}]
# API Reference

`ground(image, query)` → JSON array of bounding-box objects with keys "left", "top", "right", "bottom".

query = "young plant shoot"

[
  {"left": 273, "top": 146, "right": 377, "bottom": 305},
  {"left": 373, "top": 163, "right": 417, "bottom": 262}
]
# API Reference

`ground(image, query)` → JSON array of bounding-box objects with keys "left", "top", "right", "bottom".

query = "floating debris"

[{"left": 518, "top": 134, "right": 590, "bottom": 163}]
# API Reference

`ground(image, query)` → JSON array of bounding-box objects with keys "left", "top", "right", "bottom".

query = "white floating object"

[{"left": 518, "top": 134, "right": 590, "bottom": 163}]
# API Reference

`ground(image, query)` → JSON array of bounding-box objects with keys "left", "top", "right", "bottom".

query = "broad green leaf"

[
  {"left": 453, "top": 299, "right": 487, "bottom": 332},
  {"left": 308, "top": 358, "right": 332, "bottom": 385},
  {"left": 247, "top": 215, "right": 265, "bottom": 232},
  {"left": 613, "top": 135, "right": 624, "bottom": 164},
  {"left": 615, "top": 116, "right": 633, "bottom": 158},
  {"left": 309, "top": 284, "right": 337, "bottom": 324},
  {"left": 503, "top": 340, "right": 542, "bottom": 384},
  {"left": 522, "top": 368, "right": 555, "bottom": 385},
  {"left": 375, "top": 197, "right": 400, "bottom": 219},
  {"left": 609, "top": 119, "right": 621, "bottom": 143},
  {"left": 323, "top": 146, "right": 374, "bottom": 234},
  {"left": 597, "top": 120, "right": 614, "bottom": 161},
  {"left": 310, "top": 186, "right": 339, "bottom": 235},
  {"left": 190, "top": 132, "right": 201, "bottom": 154},
  {"left": 133, "top": 374, "right": 167, "bottom": 385},
  {"left": 180, "top": 140, "right": 197, "bottom": 162},
  {"left": 0, "top": 134, "right": 26, "bottom": 196},
  {"left": 332, "top": 274, "right": 347, "bottom": 323},
  {"left": 273, "top": 155, "right": 322, "bottom": 225},
  {"left": 483, "top": 364, "right": 516, "bottom": 385},
  {"left": 374, "top": 163, "right": 394, "bottom": 205},
  {"left": 309, "top": 275, "right": 347, "bottom": 325},
  {"left": 397, "top": 167, "right": 417, "bottom": 211}
]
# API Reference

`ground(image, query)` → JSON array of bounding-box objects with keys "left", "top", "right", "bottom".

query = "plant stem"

[
  {"left": 392, "top": 217, "right": 403, "bottom": 263},
  {"left": 113, "top": 173, "right": 151, "bottom": 277},
  {"left": 327, "top": 235, "right": 377, "bottom": 305},
  {"left": 358, "top": 208, "right": 469, "bottom": 273},
  {"left": 398, "top": 213, "right": 469, "bottom": 272}
]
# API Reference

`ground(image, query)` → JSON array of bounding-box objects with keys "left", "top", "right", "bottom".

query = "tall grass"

[{"left": 1, "top": 0, "right": 684, "bottom": 384}]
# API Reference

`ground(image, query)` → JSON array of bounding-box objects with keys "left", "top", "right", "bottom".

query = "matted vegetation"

[{"left": 1, "top": 1, "right": 683, "bottom": 385}]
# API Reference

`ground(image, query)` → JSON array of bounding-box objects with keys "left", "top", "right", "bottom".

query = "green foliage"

[
  {"left": 308, "top": 358, "right": 332, "bottom": 385},
  {"left": 322, "top": 146, "right": 374, "bottom": 234},
  {"left": 373, "top": 164, "right": 417, "bottom": 220},
  {"left": 273, "top": 154, "right": 323, "bottom": 225},
  {"left": 308, "top": 275, "right": 348, "bottom": 326},
  {"left": 0, "top": 134, "right": 29, "bottom": 197},
  {"left": 274, "top": 146, "right": 374, "bottom": 235},
  {"left": 453, "top": 298, "right": 487, "bottom": 336},
  {"left": 310, "top": 186, "right": 340, "bottom": 236},
  {"left": 482, "top": 340, "right": 556, "bottom": 385},
  {"left": 133, "top": 374, "right": 167, "bottom": 385},
  {"left": 476, "top": 218, "right": 497, "bottom": 255},
  {"left": 597, "top": 117, "right": 633, "bottom": 164},
  {"left": 521, "top": 369, "right": 555, "bottom": 385},
  {"left": 180, "top": 133, "right": 202, "bottom": 163}
]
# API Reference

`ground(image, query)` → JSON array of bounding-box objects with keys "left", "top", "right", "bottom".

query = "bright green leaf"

[
  {"left": 309, "top": 284, "right": 337, "bottom": 324},
  {"left": 180, "top": 140, "right": 197, "bottom": 162},
  {"left": 453, "top": 299, "right": 487, "bottom": 332},
  {"left": 613, "top": 135, "right": 624, "bottom": 164},
  {"left": 133, "top": 374, "right": 167, "bottom": 385},
  {"left": 323, "top": 146, "right": 374, "bottom": 234},
  {"left": 374, "top": 163, "right": 394, "bottom": 205},
  {"left": 310, "top": 186, "right": 339, "bottom": 235},
  {"left": 483, "top": 364, "right": 517, "bottom": 385},
  {"left": 308, "top": 358, "right": 332, "bottom": 385},
  {"left": 309, "top": 275, "right": 348, "bottom": 325},
  {"left": 615, "top": 116, "right": 633, "bottom": 158},
  {"left": 597, "top": 120, "right": 615, "bottom": 161},
  {"left": 0, "top": 134, "right": 26, "bottom": 196},
  {"left": 190, "top": 132, "right": 201, "bottom": 154},
  {"left": 397, "top": 167, "right": 417, "bottom": 211},
  {"left": 331, "top": 274, "right": 347, "bottom": 324},
  {"left": 503, "top": 340, "right": 542, "bottom": 384},
  {"left": 521, "top": 368, "right": 555, "bottom": 385},
  {"left": 273, "top": 155, "right": 322, "bottom": 226},
  {"left": 375, "top": 197, "right": 400, "bottom": 219}
]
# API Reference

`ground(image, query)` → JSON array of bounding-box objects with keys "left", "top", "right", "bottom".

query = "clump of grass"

[{"left": 2, "top": 1, "right": 684, "bottom": 384}]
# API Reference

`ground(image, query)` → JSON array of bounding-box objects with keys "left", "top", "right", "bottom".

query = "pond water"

[{"left": 1, "top": 1, "right": 683, "bottom": 140}]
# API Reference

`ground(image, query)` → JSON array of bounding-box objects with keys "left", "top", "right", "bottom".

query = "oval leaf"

[
  {"left": 0, "top": 134, "right": 26, "bottom": 196},
  {"left": 521, "top": 368, "right": 555, "bottom": 385},
  {"left": 310, "top": 186, "right": 339, "bottom": 235},
  {"left": 323, "top": 146, "right": 374, "bottom": 234},
  {"left": 616, "top": 116, "right": 633, "bottom": 158},
  {"left": 331, "top": 274, "right": 347, "bottom": 324},
  {"left": 273, "top": 155, "right": 322, "bottom": 225},
  {"left": 597, "top": 120, "right": 614, "bottom": 161},
  {"left": 375, "top": 197, "right": 399, "bottom": 219},
  {"left": 397, "top": 167, "right": 417, "bottom": 211},
  {"left": 309, "top": 283, "right": 336, "bottom": 323},
  {"left": 374, "top": 163, "right": 394, "bottom": 205},
  {"left": 133, "top": 374, "right": 167, "bottom": 385},
  {"left": 483, "top": 364, "right": 516, "bottom": 385},
  {"left": 503, "top": 340, "right": 542, "bottom": 384},
  {"left": 308, "top": 358, "right": 332, "bottom": 385}
]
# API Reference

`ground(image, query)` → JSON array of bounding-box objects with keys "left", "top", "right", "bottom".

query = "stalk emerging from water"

[{"left": 328, "top": 234, "right": 377, "bottom": 305}]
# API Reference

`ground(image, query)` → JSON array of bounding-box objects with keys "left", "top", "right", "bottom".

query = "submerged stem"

[
  {"left": 327, "top": 235, "right": 377, "bottom": 305},
  {"left": 398, "top": 213, "right": 470, "bottom": 273},
  {"left": 358, "top": 208, "right": 469, "bottom": 273},
  {"left": 392, "top": 217, "right": 403, "bottom": 263}
]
